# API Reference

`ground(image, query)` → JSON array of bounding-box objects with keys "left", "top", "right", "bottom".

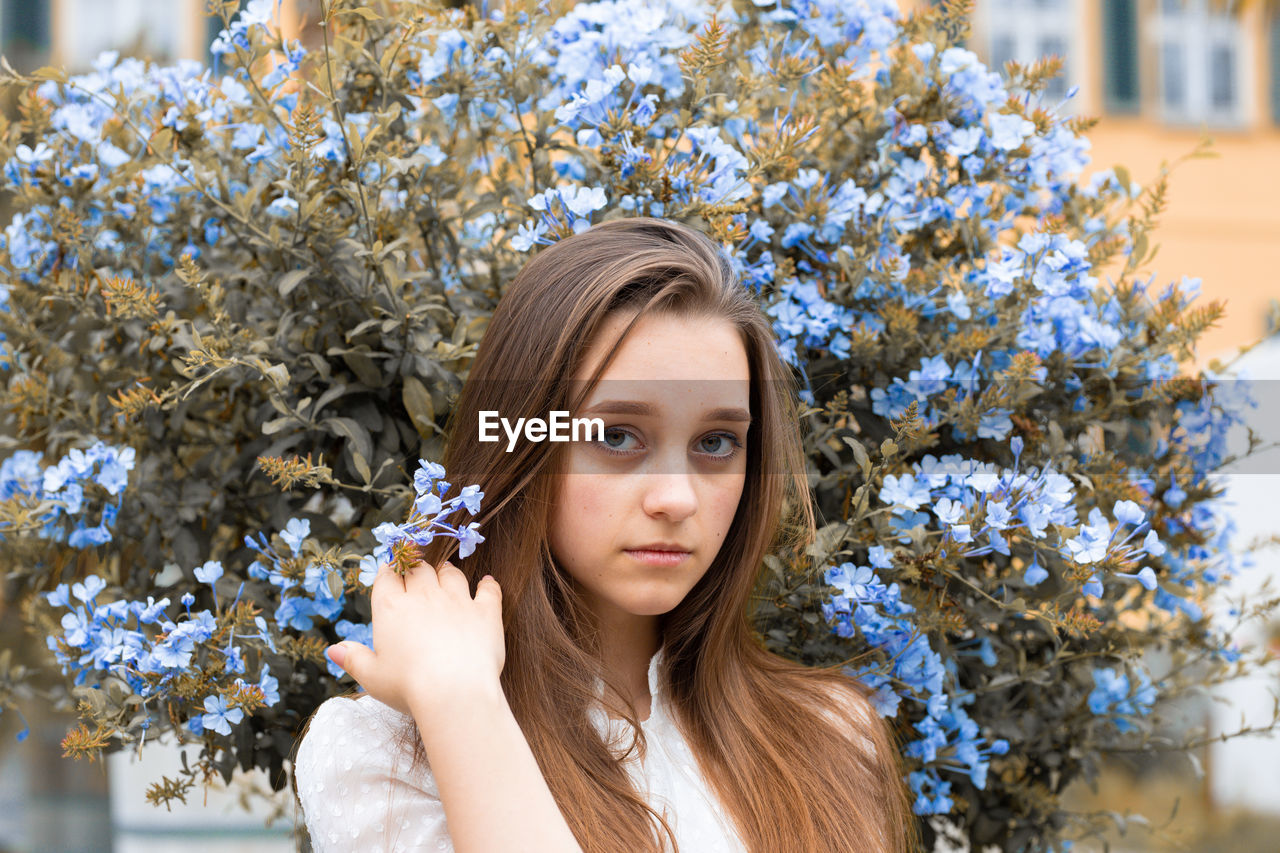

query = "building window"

[
  {"left": 0, "top": 0, "right": 51, "bottom": 72},
  {"left": 207, "top": 0, "right": 249, "bottom": 66},
  {"left": 985, "top": 0, "right": 1079, "bottom": 105},
  {"left": 1152, "top": 0, "right": 1248, "bottom": 126},
  {"left": 60, "top": 0, "right": 183, "bottom": 71},
  {"left": 1102, "top": 0, "right": 1140, "bottom": 113},
  {"left": 1269, "top": 4, "right": 1280, "bottom": 125}
]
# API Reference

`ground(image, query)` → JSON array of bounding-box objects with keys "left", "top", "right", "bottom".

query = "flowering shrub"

[
  {"left": 1, "top": 0, "right": 1277, "bottom": 849},
  {"left": 35, "top": 459, "right": 478, "bottom": 799}
]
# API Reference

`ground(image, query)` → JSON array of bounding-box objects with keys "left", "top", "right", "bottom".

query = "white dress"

[{"left": 294, "top": 648, "right": 749, "bottom": 852}]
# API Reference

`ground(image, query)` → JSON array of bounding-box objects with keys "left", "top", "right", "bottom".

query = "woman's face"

[{"left": 548, "top": 311, "right": 751, "bottom": 624}]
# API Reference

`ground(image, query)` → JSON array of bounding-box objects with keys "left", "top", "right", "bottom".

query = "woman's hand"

[{"left": 325, "top": 560, "right": 505, "bottom": 720}]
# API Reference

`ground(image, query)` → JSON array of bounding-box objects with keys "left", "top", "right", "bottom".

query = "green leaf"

[
  {"left": 312, "top": 383, "right": 355, "bottom": 416},
  {"left": 327, "top": 569, "right": 345, "bottom": 600},
  {"left": 853, "top": 484, "right": 870, "bottom": 517},
  {"left": 351, "top": 450, "right": 372, "bottom": 485},
  {"left": 277, "top": 270, "right": 308, "bottom": 297},
  {"left": 322, "top": 416, "right": 373, "bottom": 463},
  {"left": 841, "top": 435, "right": 871, "bottom": 480},
  {"left": 262, "top": 416, "right": 293, "bottom": 435},
  {"left": 803, "top": 521, "right": 846, "bottom": 561},
  {"left": 402, "top": 376, "right": 437, "bottom": 438},
  {"left": 264, "top": 363, "right": 290, "bottom": 390},
  {"left": 31, "top": 65, "right": 68, "bottom": 84},
  {"left": 339, "top": 349, "right": 383, "bottom": 386},
  {"left": 1113, "top": 164, "right": 1131, "bottom": 192}
]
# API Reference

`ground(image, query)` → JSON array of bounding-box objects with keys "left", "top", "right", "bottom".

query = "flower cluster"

[
  {"left": 824, "top": 561, "right": 1009, "bottom": 814},
  {"left": 0, "top": 441, "right": 134, "bottom": 547},
  {"left": 368, "top": 459, "right": 485, "bottom": 573},
  {"left": 245, "top": 458, "right": 484, "bottom": 681},
  {"left": 38, "top": 458, "right": 482, "bottom": 746},
  {"left": 43, "top": 567, "right": 281, "bottom": 741},
  {"left": 1087, "top": 666, "right": 1157, "bottom": 734}
]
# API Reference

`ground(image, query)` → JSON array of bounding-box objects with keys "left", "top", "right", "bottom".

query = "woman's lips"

[{"left": 624, "top": 549, "right": 691, "bottom": 567}]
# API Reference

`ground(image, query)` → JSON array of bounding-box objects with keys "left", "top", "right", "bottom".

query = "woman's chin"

[{"left": 610, "top": 584, "right": 690, "bottom": 617}]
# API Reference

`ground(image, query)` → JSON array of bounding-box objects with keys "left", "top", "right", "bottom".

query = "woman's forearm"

[{"left": 410, "top": 683, "right": 584, "bottom": 853}]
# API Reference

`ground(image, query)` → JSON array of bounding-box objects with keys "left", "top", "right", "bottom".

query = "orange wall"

[{"left": 1086, "top": 120, "right": 1280, "bottom": 368}]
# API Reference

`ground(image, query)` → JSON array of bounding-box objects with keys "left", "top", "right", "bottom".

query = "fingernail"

[{"left": 326, "top": 644, "right": 345, "bottom": 667}]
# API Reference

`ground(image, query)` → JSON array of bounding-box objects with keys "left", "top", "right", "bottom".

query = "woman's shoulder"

[
  {"left": 296, "top": 696, "right": 449, "bottom": 850},
  {"left": 306, "top": 693, "right": 414, "bottom": 742},
  {"left": 297, "top": 694, "right": 431, "bottom": 786}
]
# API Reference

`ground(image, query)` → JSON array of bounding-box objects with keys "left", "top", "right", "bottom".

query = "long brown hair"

[{"left": 381, "top": 218, "right": 912, "bottom": 851}]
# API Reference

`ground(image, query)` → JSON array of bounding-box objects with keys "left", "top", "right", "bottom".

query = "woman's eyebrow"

[{"left": 582, "top": 400, "right": 752, "bottom": 423}]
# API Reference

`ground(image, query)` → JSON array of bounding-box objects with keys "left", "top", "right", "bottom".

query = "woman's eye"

[
  {"left": 699, "top": 433, "right": 744, "bottom": 459},
  {"left": 594, "top": 428, "right": 743, "bottom": 461},
  {"left": 598, "top": 427, "right": 640, "bottom": 454}
]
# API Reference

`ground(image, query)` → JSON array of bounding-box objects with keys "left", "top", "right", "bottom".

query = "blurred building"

[{"left": 0, "top": 0, "right": 316, "bottom": 73}]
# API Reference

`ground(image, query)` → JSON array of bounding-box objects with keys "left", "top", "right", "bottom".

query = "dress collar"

[{"left": 589, "top": 647, "right": 666, "bottom": 736}]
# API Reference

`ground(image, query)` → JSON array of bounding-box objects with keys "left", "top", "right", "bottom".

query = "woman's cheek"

[{"left": 713, "top": 477, "right": 746, "bottom": 518}]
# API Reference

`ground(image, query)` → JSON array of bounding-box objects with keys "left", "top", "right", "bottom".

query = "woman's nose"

[{"left": 640, "top": 471, "right": 698, "bottom": 521}]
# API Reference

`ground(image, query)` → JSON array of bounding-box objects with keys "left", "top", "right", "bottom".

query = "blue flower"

[
  {"left": 414, "top": 459, "right": 446, "bottom": 489},
  {"left": 281, "top": 517, "right": 310, "bottom": 555},
  {"left": 1115, "top": 567, "right": 1158, "bottom": 592},
  {"left": 258, "top": 666, "right": 280, "bottom": 706},
  {"left": 1064, "top": 508, "right": 1112, "bottom": 565},
  {"left": 72, "top": 576, "right": 106, "bottom": 603},
  {"left": 200, "top": 694, "right": 244, "bottom": 737},
  {"left": 867, "top": 545, "right": 894, "bottom": 569},
  {"left": 193, "top": 560, "right": 224, "bottom": 585},
  {"left": 933, "top": 497, "right": 965, "bottom": 526},
  {"left": 457, "top": 484, "right": 483, "bottom": 514},
  {"left": 456, "top": 523, "right": 485, "bottom": 558},
  {"left": 1023, "top": 557, "right": 1049, "bottom": 586},
  {"left": 150, "top": 632, "right": 196, "bottom": 670},
  {"left": 881, "top": 473, "right": 931, "bottom": 510},
  {"left": 1113, "top": 500, "right": 1144, "bottom": 528},
  {"left": 358, "top": 554, "right": 381, "bottom": 587}
]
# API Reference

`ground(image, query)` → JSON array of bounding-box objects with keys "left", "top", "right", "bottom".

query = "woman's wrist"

[
  {"left": 408, "top": 679, "right": 583, "bottom": 853},
  {"left": 408, "top": 675, "right": 508, "bottom": 733}
]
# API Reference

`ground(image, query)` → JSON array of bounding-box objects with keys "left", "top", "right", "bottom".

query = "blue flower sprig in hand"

[
  {"left": 248, "top": 458, "right": 485, "bottom": 681},
  {"left": 363, "top": 459, "right": 485, "bottom": 583}
]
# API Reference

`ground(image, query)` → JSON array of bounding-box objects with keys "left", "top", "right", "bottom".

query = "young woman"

[{"left": 294, "top": 217, "right": 915, "bottom": 852}]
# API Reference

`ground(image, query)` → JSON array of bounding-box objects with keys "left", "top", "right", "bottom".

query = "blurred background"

[{"left": 0, "top": 0, "right": 1277, "bottom": 850}]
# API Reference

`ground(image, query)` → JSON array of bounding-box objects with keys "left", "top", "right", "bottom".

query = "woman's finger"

[
  {"left": 400, "top": 559, "right": 441, "bottom": 596},
  {"left": 370, "top": 559, "right": 400, "bottom": 605},
  {"left": 327, "top": 641, "right": 374, "bottom": 687},
  {"left": 436, "top": 560, "right": 471, "bottom": 598},
  {"left": 474, "top": 574, "right": 502, "bottom": 617}
]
